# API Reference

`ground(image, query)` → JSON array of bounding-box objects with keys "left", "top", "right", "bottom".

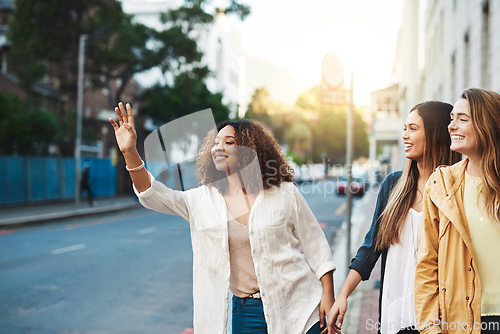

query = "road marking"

[
  {"left": 335, "top": 202, "right": 346, "bottom": 216},
  {"left": 51, "top": 243, "right": 86, "bottom": 255},
  {"left": 65, "top": 211, "right": 156, "bottom": 230},
  {"left": 137, "top": 227, "right": 157, "bottom": 235}
]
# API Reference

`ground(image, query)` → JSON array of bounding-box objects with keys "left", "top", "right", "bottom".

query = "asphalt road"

[{"left": 0, "top": 180, "right": 356, "bottom": 333}]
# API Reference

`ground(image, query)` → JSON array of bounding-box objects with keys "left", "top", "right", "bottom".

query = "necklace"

[
  {"left": 228, "top": 184, "right": 242, "bottom": 196},
  {"left": 467, "top": 172, "right": 485, "bottom": 222},
  {"left": 469, "top": 176, "right": 482, "bottom": 191}
]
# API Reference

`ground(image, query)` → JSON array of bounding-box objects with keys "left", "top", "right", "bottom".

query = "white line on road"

[
  {"left": 51, "top": 243, "right": 86, "bottom": 255},
  {"left": 335, "top": 202, "right": 346, "bottom": 216},
  {"left": 137, "top": 227, "right": 157, "bottom": 235}
]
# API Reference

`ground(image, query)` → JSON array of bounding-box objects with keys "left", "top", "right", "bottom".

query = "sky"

[{"left": 228, "top": 0, "right": 403, "bottom": 105}]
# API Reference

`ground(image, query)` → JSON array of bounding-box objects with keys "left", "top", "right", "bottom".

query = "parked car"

[
  {"left": 336, "top": 176, "right": 366, "bottom": 196},
  {"left": 292, "top": 163, "right": 325, "bottom": 184}
]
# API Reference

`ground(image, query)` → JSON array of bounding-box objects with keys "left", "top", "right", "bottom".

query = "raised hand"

[{"left": 109, "top": 102, "right": 137, "bottom": 154}]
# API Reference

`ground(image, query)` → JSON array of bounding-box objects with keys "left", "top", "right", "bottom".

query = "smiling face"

[
  {"left": 448, "top": 98, "right": 480, "bottom": 160},
  {"left": 402, "top": 109, "right": 426, "bottom": 164},
  {"left": 211, "top": 125, "right": 238, "bottom": 173}
]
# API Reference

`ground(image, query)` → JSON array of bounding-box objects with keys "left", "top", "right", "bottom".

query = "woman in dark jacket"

[{"left": 327, "top": 101, "right": 461, "bottom": 334}]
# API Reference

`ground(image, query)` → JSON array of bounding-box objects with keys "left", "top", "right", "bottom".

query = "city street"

[{"left": 0, "top": 180, "right": 356, "bottom": 333}]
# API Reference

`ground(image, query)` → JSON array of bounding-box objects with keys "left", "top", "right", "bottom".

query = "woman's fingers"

[
  {"left": 114, "top": 106, "right": 123, "bottom": 126},
  {"left": 109, "top": 118, "right": 119, "bottom": 131},
  {"left": 112, "top": 102, "right": 134, "bottom": 129},
  {"left": 319, "top": 312, "right": 326, "bottom": 333},
  {"left": 125, "top": 103, "right": 134, "bottom": 127},
  {"left": 118, "top": 102, "right": 128, "bottom": 123},
  {"left": 336, "top": 313, "right": 345, "bottom": 331},
  {"left": 123, "top": 122, "right": 134, "bottom": 132}
]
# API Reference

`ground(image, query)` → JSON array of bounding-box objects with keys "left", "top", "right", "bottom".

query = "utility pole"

[
  {"left": 345, "top": 73, "right": 354, "bottom": 269},
  {"left": 321, "top": 54, "right": 355, "bottom": 274},
  {"left": 75, "top": 34, "right": 87, "bottom": 209}
]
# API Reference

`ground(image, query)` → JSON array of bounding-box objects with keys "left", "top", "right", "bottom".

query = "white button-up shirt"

[{"left": 134, "top": 172, "right": 335, "bottom": 334}]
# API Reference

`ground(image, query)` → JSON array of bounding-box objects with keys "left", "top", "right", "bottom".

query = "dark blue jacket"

[{"left": 349, "top": 171, "right": 403, "bottom": 330}]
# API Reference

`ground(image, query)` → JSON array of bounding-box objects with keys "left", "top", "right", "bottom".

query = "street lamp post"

[{"left": 75, "top": 34, "right": 87, "bottom": 209}]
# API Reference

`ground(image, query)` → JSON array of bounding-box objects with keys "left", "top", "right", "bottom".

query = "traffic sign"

[{"left": 321, "top": 53, "right": 346, "bottom": 105}]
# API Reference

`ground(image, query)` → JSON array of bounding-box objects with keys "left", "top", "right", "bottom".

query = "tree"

[
  {"left": 7, "top": 0, "right": 250, "bottom": 108},
  {"left": 295, "top": 86, "right": 369, "bottom": 163},
  {"left": 140, "top": 69, "right": 231, "bottom": 125},
  {"left": 0, "top": 92, "right": 59, "bottom": 155},
  {"left": 245, "top": 87, "right": 294, "bottom": 145},
  {"left": 246, "top": 87, "right": 273, "bottom": 123},
  {"left": 245, "top": 85, "right": 369, "bottom": 164}
]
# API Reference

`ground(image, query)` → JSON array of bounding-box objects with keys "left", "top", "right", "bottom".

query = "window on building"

[
  {"left": 216, "top": 39, "right": 223, "bottom": 92},
  {"left": 451, "top": 52, "right": 456, "bottom": 99},
  {"left": 481, "top": 1, "right": 490, "bottom": 88},
  {"left": 230, "top": 69, "right": 238, "bottom": 86},
  {"left": 463, "top": 31, "right": 470, "bottom": 88},
  {"left": 0, "top": 11, "right": 8, "bottom": 26}
]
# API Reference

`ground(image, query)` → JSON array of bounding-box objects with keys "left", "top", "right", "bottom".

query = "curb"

[{"left": 0, "top": 202, "right": 142, "bottom": 228}]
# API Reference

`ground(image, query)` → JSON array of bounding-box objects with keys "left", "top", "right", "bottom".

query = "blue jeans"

[{"left": 231, "top": 295, "right": 322, "bottom": 334}]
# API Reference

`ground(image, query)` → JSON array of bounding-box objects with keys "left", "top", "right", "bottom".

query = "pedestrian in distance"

[
  {"left": 109, "top": 102, "right": 336, "bottom": 334},
  {"left": 327, "top": 101, "right": 462, "bottom": 334},
  {"left": 415, "top": 88, "right": 500, "bottom": 334},
  {"left": 80, "top": 163, "right": 93, "bottom": 206}
]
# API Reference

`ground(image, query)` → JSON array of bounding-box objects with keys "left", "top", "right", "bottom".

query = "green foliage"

[
  {"left": 245, "top": 87, "right": 272, "bottom": 123},
  {"left": 245, "top": 87, "right": 293, "bottom": 144},
  {"left": 0, "top": 92, "right": 59, "bottom": 155},
  {"left": 7, "top": 0, "right": 250, "bottom": 107},
  {"left": 245, "top": 85, "right": 369, "bottom": 164},
  {"left": 140, "top": 70, "right": 231, "bottom": 125},
  {"left": 296, "top": 86, "right": 369, "bottom": 163},
  {"left": 286, "top": 152, "right": 306, "bottom": 165},
  {"left": 0, "top": 92, "right": 21, "bottom": 153}
]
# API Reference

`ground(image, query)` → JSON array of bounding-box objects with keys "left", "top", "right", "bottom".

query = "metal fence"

[{"left": 0, "top": 156, "right": 116, "bottom": 206}]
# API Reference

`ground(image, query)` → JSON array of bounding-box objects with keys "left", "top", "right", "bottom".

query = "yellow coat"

[{"left": 415, "top": 159, "right": 482, "bottom": 334}]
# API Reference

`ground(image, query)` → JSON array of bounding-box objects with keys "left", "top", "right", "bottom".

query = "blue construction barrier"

[{"left": 0, "top": 156, "right": 117, "bottom": 206}]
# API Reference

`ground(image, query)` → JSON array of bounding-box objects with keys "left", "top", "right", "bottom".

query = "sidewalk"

[
  {"left": 0, "top": 186, "right": 382, "bottom": 333},
  {"left": 332, "top": 185, "right": 380, "bottom": 334},
  {"left": 0, "top": 195, "right": 141, "bottom": 228}
]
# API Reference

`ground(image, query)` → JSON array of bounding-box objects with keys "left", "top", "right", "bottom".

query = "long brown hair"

[
  {"left": 196, "top": 119, "right": 294, "bottom": 194},
  {"left": 462, "top": 88, "right": 500, "bottom": 223},
  {"left": 376, "top": 101, "right": 462, "bottom": 250}
]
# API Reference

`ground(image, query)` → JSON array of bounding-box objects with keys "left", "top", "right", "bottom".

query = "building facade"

[
  {"left": 372, "top": 0, "right": 500, "bottom": 170},
  {"left": 369, "top": 84, "right": 401, "bottom": 182},
  {"left": 421, "top": 0, "right": 500, "bottom": 102}
]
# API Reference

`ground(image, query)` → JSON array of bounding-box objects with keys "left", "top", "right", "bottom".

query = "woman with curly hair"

[{"left": 109, "top": 103, "right": 335, "bottom": 334}]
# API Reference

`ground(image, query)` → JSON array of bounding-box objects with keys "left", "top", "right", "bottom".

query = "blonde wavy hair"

[{"left": 462, "top": 88, "right": 500, "bottom": 223}]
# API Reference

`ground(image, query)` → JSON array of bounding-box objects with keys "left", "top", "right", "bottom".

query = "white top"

[
  {"left": 380, "top": 208, "right": 422, "bottom": 334},
  {"left": 134, "top": 172, "right": 335, "bottom": 334}
]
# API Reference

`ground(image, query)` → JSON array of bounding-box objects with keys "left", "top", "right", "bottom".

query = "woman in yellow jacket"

[{"left": 415, "top": 88, "right": 500, "bottom": 334}]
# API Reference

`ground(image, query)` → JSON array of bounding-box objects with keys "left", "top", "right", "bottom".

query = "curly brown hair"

[{"left": 196, "top": 119, "right": 294, "bottom": 194}]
